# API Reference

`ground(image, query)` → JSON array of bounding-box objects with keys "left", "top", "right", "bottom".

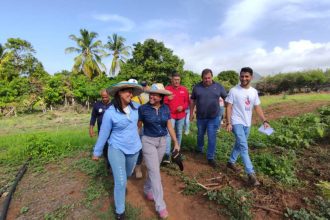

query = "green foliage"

[
  {"left": 316, "top": 181, "right": 330, "bottom": 200},
  {"left": 207, "top": 186, "right": 252, "bottom": 220},
  {"left": 20, "top": 206, "right": 29, "bottom": 214},
  {"left": 24, "top": 135, "right": 75, "bottom": 164},
  {"left": 44, "top": 204, "right": 74, "bottom": 220},
  {"left": 181, "top": 176, "right": 203, "bottom": 195},
  {"left": 285, "top": 208, "right": 325, "bottom": 220},
  {"left": 216, "top": 70, "right": 239, "bottom": 90},
  {"left": 318, "top": 106, "right": 330, "bottom": 134},
  {"left": 269, "top": 113, "right": 327, "bottom": 149},
  {"left": 119, "top": 39, "right": 184, "bottom": 85},
  {"left": 253, "top": 151, "right": 298, "bottom": 185},
  {"left": 256, "top": 69, "right": 329, "bottom": 94},
  {"left": 180, "top": 70, "right": 201, "bottom": 91},
  {"left": 74, "top": 158, "right": 108, "bottom": 178},
  {"left": 74, "top": 158, "right": 111, "bottom": 207},
  {"left": 285, "top": 196, "right": 330, "bottom": 220}
]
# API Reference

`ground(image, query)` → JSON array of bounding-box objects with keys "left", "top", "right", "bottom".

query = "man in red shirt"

[{"left": 163, "top": 72, "right": 189, "bottom": 164}]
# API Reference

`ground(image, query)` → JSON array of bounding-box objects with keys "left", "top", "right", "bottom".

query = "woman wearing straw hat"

[
  {"left": 92, "top": 81, "right": 143, "bottom": 220},
  {"left": 138, "top": 83, "right": 180, "bottom": 219}
]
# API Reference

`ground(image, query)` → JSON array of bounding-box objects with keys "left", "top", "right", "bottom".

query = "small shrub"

[
  {"left": 181, "top": 176, "right": 203, "bottom": 195},
  {"left": 285, "top": 196, "right": 330, "bottom": 220},
  {"left": 253, "top": 151, "right": 298, "bottom": 185},
  {"left": 206, "top": 186, "right": 252, "bottom": 219}
]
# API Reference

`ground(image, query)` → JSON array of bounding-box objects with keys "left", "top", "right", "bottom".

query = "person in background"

[
  {"left": 190, "top": 68, "right": 227, "bottom": 168},
  {"left": 225, "top": 67, "right": 270, "bottom": 186},
  {"left": 138, "top": 83, "right": 180, "bottom": 219},
  {"left": 89, "top": 89, "right": 112, "bottom": 170},
  {"left": 163, "top": 72, "right": 189, "bottom": 164},
  {"left": 92, "top": 81, "right": 143, "bottom": 220}
]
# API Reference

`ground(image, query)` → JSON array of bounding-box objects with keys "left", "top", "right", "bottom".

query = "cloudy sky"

[{"left": 1, "top": 0, "right": 330, "bottom": 75}]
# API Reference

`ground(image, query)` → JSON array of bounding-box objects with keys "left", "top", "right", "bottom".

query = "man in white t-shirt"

[{"left": 225, "top": 67, "right": 270, "bottom": 186}]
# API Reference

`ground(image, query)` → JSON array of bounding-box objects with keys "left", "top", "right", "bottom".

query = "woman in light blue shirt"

[{"left": 92, "top": 81, "right": 143, "bottom": 220}]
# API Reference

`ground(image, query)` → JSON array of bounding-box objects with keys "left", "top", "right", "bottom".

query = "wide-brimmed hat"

[
  {"left": 145, "top": 83, "right": 172, "bottom": 96},
  {"left": 108, "top": 81, "right": 143, "bottom": 96}
]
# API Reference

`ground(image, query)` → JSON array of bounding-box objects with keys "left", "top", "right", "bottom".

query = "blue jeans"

[
  {"left": 184, "top": 108, "right": 190, "bottom": 133},
  {"left": 197, "top": 116, "right": 220, "bottom": 160},
  {"left": 166, "top": 118, "right": 185, "bottom": 155},
  {"left": 108, "top": 147, "right": 139, "bottom": 214},
  {"left": 229, "top": 124, "right": 255, "bottom": 174}
]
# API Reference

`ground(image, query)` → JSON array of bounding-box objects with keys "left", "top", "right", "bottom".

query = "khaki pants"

[{"left": 142, "top": 135, "right": 166, "bottom": 212}]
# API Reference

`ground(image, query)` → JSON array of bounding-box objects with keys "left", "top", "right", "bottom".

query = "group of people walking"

[{"left": 89, "top": 67, "right": 269, "bottom": 219}]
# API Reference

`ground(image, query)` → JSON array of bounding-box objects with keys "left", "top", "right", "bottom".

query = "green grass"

[
  {"left": 260, "top": 93, "right": 330, "bottom": 107},
  {"left": 0, "top": 110, "right": 94, "bottom": 164}
]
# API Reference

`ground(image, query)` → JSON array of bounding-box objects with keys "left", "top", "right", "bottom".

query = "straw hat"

[
  {"left": 146, "top": 83, "right": 172, "bottom": 96},
  {"left": 107, "top": 81, "right": 143, "bottom": 96}
]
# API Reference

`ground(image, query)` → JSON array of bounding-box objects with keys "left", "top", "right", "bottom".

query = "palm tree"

[
  {"left": 104, "top": 33, "right": 131, "bottom": 77},
  {"left": 65, "top": 29, "right": 106, "bottom": 80}
]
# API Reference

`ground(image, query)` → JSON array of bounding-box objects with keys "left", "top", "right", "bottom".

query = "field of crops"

[{"left": 0, "top": 93, "right": 329, "bottom": 220}]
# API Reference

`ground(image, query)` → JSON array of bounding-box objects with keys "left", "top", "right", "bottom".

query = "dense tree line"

[
  {"left": 0, "top": 33, "right": 205, "bottom": 116},
  {"left": 256, "top": 69, "right": 330, "bottom": 94}
]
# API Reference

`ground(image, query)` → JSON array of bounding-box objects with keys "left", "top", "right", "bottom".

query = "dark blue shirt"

[
  {"left": 90, "top": 101, "right": 112, "bottom": 132},
  {"left": 138, "top": 103, "right": 171, "bottom": 137},
  {"left": 191, "top": 81, "right": 227, "bottom": 119}
]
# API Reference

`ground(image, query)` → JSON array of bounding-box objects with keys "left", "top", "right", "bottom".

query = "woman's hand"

[
  {"left": 173, "top": 141, "right": 180, "bottom": 151},
  {"left": 92, "top": 155, "right": 99, "bottom": 161},
  {"left": 226, "top": 123, "right": 232, "bottom": 132}
]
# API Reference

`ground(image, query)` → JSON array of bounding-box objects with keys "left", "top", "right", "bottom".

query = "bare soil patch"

[{"left": 5, "top": 158, "right": 93, "bottom": 220}]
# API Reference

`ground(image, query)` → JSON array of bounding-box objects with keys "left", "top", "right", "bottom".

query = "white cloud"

[
  {"left": 161, "top": 34, "right": 330, "bottom": 75},
  {"left": 219, "top": 0, "right": 330, "bottom": 36},
  {"left": 92, "top": 14, "right": 135, "bottom": 32},
  {"left": 274, "top": 4, "right": 330, "bottom": 22},
  {"left": 219, "top": 0, "right": 277, "bottom": 36}
]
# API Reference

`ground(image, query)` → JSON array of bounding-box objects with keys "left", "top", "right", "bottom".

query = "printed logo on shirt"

[
  {"left": 98, "top": 108, "right": 103, "bottom": 113},
  {"left": 244, "top": 96, "right": 251, "bottom": 111}
]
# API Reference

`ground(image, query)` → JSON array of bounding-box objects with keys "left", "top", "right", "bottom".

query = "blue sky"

[{"left": 1, "top": 0, "right": 330, "bottom": 75}]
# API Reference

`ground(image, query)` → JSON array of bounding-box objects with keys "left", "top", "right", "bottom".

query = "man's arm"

[
  {"left": 254, "top": 105, "right": 270, "bottom": 128},
  {"left": 89, "top": 106, "right": 97, "bottom": 137},
  {"left": 225, "top": 103, "right": 233, "bottom": 132}
]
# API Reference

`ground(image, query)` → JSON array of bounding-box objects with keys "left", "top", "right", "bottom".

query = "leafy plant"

[
  {"left": 253, "top": 151, "right": 298, "bottom": 185},
  {"left": 181, "top": 176, "right": 203, "bottom": 195},
  {"left": 316, "top": 181, "right": 330, "bottom": 200},
  {"left": 206, "top": 186, "right": 252, "bottom": 220},
  {"left": 285, "top": 196, "right": 330, "bottom": 220}
]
